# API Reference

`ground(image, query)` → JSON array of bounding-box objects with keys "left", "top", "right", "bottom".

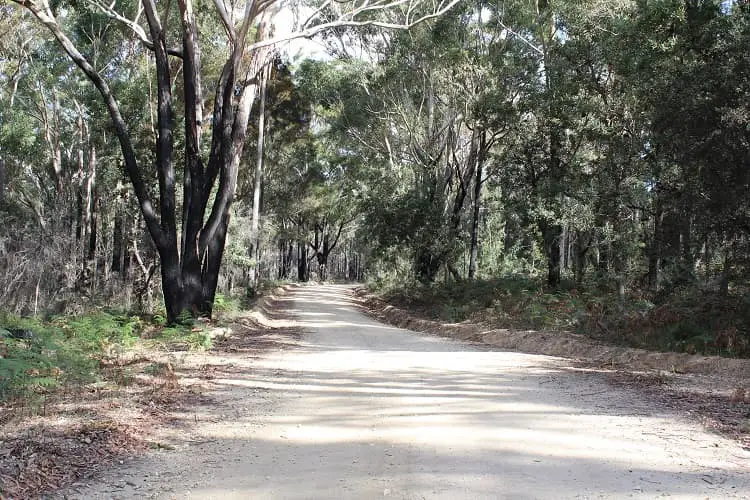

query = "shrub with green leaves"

[
  {"left": 372, "top": 277, "right": 750, "bottom": 357},
  {"left": 0, "top": 311, "right": 147, "bottom": 401},
  {"left": 153, "top": 324, "right": 213, "bottom": 351}
]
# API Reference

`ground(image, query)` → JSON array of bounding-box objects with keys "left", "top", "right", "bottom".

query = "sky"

[{"left": 272, "top": 6, "right": 331, "bottom": 62}]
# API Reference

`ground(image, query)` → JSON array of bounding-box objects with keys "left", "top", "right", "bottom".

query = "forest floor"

[
  {"left": 0, "top": 291, "right": 302, "bottom": 499},
  {"left": 357, "top": 288, "right": 750, "bottom": 452}
]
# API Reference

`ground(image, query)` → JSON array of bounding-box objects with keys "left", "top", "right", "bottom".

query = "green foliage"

[
  {"left": 153, "top": 324, "right": 213, "bottom": 351},
  {"left": 212, "top": 293, "right": 241, "bottom": 314},
  {"left": 0, "top": 311, "right": 148, "bottom": 401},
  {"left": 51, "top": 312, "right": 143, "bottom": 350},
  {"left": 375, "top": 277, "right": 750, "bottom": 357}
]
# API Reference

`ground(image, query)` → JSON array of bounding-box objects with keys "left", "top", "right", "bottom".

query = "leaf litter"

[{"left": 0, "top": 309, "right": 300, "bottom": 499}]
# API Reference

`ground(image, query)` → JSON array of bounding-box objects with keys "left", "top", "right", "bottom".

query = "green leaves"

[{"left": 0, "top": 311, "right": 145, "bottom": 401}]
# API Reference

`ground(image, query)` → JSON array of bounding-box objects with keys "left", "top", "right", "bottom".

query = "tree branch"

[
  {"left": 212, "top": 0, "right": 236, "bottom": 42},
  {"left": 248, "top": 0, "right": 461, "bottom": 52},
  {"left": 87, "top": 0, "right": 184, "bottom": 57},
  {"left": 11, "top": 0, "right": 166, "bottom": 248}
]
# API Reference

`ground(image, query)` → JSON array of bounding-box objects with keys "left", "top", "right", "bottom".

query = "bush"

[
  {"left": 0, "top": 311, "right": 147, "bottom": 401},
  {"left": 371, "top": 276, "right": 750, "bottom": 357},
  {"left": 152, "top": 324, "right": 213, "bottom": 351}
]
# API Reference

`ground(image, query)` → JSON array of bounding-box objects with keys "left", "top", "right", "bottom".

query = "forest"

[{"left": 1, "top": 0, "right": 750, "bottom": 392}]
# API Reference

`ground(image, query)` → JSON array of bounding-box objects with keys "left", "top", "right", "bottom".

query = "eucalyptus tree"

[
  {"left": 10, "top": 0, "right": 459, "bottom": 321},
  {"left": 317, "top": 3, "right": 528, "bottom": 283}
]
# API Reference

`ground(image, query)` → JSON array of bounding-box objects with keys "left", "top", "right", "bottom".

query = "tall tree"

[{"left": 11, "top": 0, "right": 459, "bottom": 322}]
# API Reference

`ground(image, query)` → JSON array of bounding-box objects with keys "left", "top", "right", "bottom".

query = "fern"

[{"left": 1, "top": 310, "right": 148, "bottom": 401}]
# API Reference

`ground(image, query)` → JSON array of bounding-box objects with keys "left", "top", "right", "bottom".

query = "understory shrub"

[
  {"left": 373, "top": 277, "right": 750, "bottom": 357},
  {"left": 0, "top": 311, "right": 147, "bottom": 401}
]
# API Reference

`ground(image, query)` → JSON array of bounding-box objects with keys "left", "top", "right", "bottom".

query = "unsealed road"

[{"left": 70, "top": 284, "right": 750, "bottom": 499}]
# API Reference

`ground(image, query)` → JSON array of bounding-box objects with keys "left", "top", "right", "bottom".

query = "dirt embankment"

[{"left": 355, "top": 288, "right": 750, "bottom": 448}]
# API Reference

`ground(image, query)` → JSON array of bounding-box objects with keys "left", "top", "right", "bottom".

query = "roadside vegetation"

[
  {"left": 371, "top": 277, "right": 750, "bottom": 358},
  {"left": 0, "top": 291, "right": 253, "bottom": 497},
  {"left": 0, "top": 292, "right": 251, "bottom": 408},
  {"left": 3, "top": 0, "right": 750, "bottom": 360}
]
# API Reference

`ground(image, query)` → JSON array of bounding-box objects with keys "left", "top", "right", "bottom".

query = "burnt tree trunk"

[
  {"left": 310, "top": 222, "right": 344, "bottom": 281},
  {"left": 85, "top": 146, "right": 97, "bottom": 261},
  {"left": 573, "top": 229, "right": 591, "bottom": 286},
  {"left": 112, "top": 212, "right": 125, "bottom": 274},
  {"left": 647, "top": 196, "right": 662, "bottom": 289},
  {"left": 298, "top": 240, "right": 308, "bottom": 282}
]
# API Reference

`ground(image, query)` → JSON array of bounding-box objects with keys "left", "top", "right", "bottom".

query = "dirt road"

[{"left": 67, "top": 284, "right": 750, "bottom": 499}]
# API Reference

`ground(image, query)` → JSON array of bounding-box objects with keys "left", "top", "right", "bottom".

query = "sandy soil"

[
  {"left": 358, "top": 288, "right": 750, "bottom": 449},
  {"left": 59, "top": 284, "right": 750, "bottom": 499}
]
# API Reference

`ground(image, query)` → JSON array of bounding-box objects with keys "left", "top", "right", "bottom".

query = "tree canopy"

[{"left": 1, "top": 0, "right": 749, "bottom": 348}]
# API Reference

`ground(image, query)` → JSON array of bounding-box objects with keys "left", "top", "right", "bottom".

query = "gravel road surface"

[{"left": 66, "top": 284, "right": 750, "bottom": 499}]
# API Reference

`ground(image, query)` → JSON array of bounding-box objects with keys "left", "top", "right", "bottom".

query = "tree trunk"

[
  {"left": 719, "top": 242, "right": 731, "bottom": 297},
  {"left": 278, "top": 239, "right": 293, "bottom": 280},
  {"left": 112, "top": 213, "right": 125, "bottom": 273},
  {"left": 647, "top": 199, "right": 662, "bottom": 289},
  {"left": 88, "top": 192, "right": 98, "bottom": 261},
  {"left": 573, "top": 229, "right": 590, "bottom": 286},
  {"left": 286, "top": 241, "right": 294, "bottom": 279},
  {"left": 297, "top": 240, "right": 308, "bottom": 281},
  {"left": 415, "top": 248, "right": 441, "bottom": 283},
  {"left": 468, "top": 131, "right": 486, "bottom": 280},
  {"left": 249, "top": 63, "right": 270, "bottom": 286},
  {"left": 541, "top": 220, "right": 562, "bottom": 287},
  {"left": 200, "top": 213, "right": 230, "bottom": 316},
  {"left": 160, "top": 246, "right": 184, "bottom": 322},
  {"left": 84, "top": 145, "right": 97, "bottom": 261},
  {"left": 277, "top": 239, "right": 285, "bottom": 279},
  {"left": 680, "top": 205, "right": 695, "bottom": 280}
]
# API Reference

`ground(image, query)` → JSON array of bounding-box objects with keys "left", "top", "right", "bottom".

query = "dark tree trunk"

[
  {"left": 310, "top": 222, "right": 344, "bottom": 281},
  {"left": 719, "top": 242, "right": 731, "bottom": 297},
  {"left": 277, "top": 239, "right": 287, "bottom": 279},
  {"left": 200, "top": 213, "right": 229, "bottom": 316},
  {"left": 112, "top": 213, "right": 124, "bottom": 273},
  {"left": 573, "top": 229, "right": 591, "bottom": 286},
  {"left": 75, "top": 192, "right": 83, "bottom": 240},
  {"left": 285, "top": 241, "right": 294, "bottom": 279},
  {"left": 279, "top": 240, "right": 294, "bottom": 279},
  {"left": 541, "top": 220, "right": 562, "bottom": 287},
  {"left": 415, "top": 248, "right": 441, "bottom": 283},
  {"left": 680, "top": 204, "right": 695, "bottom": 280},
  {"left": 647, "top": 199, "right": 662, "bottom": 289},
  {"left": 348, "top": 253, "right": 359, "bottom": 281},
  {"left": 88, "top": 192, "right": 98, "bottom": 261},
  {"left": 160, "top": 245, "right": 183, "bottom": 323},
  {"left": 297, "top": 240, "right": 308, "bottom": 281}
]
